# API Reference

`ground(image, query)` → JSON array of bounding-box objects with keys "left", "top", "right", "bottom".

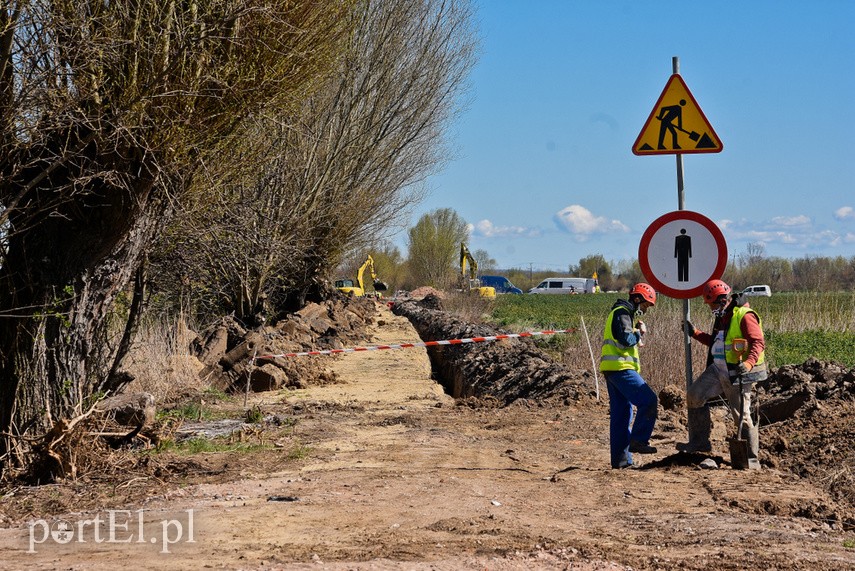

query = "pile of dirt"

[
  {"left": 756, "top": 358, "right": 855, "bottom": 526},
  {"left": 406, "top": 286, "right": 445, "bottom": 300},
  {"left": 392, "top": 298, "right": 593, "bottom": 405},
  {"left": 191, "top": 295, "right": 381, "bottom": 395},
  {"left": 390, "top": 299, "right": 855, "bottom": 528}
]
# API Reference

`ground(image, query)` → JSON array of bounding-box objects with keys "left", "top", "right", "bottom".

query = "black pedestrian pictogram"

[{"left": 674, "top": 228, "right": 691, "bottom": 282}]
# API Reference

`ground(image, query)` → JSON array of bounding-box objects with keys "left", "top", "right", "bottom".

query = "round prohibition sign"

[{"left": 638, "top": 210, "right": 727, "bottom": 299}]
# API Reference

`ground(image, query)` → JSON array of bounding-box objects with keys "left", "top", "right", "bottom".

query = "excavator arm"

[
  {"left": 355, "top": 256, "right": 375, "bottom": 293},
  {"left": 338, "top": 255, "right": 387, "bottom": 297},
  {"left": 459, "top": 243, "right": 495, "bottom": 298},
  {"left": 460, "top": 243, "right": 478, "bottom": 284}
]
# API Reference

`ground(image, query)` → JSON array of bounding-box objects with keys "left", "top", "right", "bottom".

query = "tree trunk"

[{"left": 0, "top": 134, "right": 166, "bottom": 474}]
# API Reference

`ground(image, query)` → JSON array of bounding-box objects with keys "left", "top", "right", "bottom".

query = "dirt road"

[{"left": 1, "top": 304, "right": 853, "bottom": 570}]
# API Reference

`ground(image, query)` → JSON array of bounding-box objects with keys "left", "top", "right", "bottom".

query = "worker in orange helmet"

[
  {"left": 680, "top": 279, "right": 767, "bottom": 468},
  {"left": 599, "top": 282, "right": 659, "bottom": 469}
]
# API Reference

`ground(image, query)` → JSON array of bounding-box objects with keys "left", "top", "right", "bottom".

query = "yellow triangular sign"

[{"left": 633, "top": 74, "right": 723, "bottom": 155}]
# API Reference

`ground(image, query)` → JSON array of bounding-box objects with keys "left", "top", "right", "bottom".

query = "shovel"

[
  {"left": 674, "top": 124, "right": 701, "bottom": 142},
  {"left": 727, "top": 338, "right": 751, "bottom": 470}
]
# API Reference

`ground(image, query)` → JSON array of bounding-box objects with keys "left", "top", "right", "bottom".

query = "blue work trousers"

[{"left": 605, "top": 369, "right": 658, "bottom": 468}]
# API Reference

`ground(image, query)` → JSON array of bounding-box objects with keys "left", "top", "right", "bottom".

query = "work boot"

[
  {"left": 678, "top": 406, "right": 712, "bottom": 453},
  {"left": 613, "top": 462, "right": 638, "bottom": 470},
  {"left": 629, "top": 441, "right": 657, "bottom": 454},
  {"left": 676, "top": 442, "right": 712, "bottom": 453}
]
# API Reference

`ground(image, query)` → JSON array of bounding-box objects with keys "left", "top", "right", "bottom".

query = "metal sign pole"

[{"left": 673, "top": 56, "right": 694, "bottom": 392}]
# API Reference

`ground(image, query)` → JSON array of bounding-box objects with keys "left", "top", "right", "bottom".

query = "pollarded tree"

[
  {"left": 154, "top": 0, "right": 478, "bottom": 320},
  {"left": 0, "top": 0, "right": 352, "bottom": 477}
]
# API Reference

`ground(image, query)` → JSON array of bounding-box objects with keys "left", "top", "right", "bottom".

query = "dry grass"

[
  {"left": 558, "top": 301, "right": 706, "bottom": 395},
  {"left": 442, "top": 291, "right": 496, "bottom": 324},
  {"left": 124, "top": 315, "right": 207, "bottom": 406}
]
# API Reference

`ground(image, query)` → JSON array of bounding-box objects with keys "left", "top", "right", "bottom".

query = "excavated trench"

[{"left": 391, "top": 295, "right": 593, "bottom": 405}]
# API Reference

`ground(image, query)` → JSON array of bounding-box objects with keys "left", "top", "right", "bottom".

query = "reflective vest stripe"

[{"left": 601, "top": 355, "right": 640, "bottom": 364}]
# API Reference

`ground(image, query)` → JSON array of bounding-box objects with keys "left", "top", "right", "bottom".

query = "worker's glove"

[
  {"left": 683, "top": 320, "right": 696, "bottom": 336},
  {"left": 637, "top": 321, "right": 647, "bottom": 336},
  {"left": 736, "top": 361, "right": 752, "bottom": 376}
]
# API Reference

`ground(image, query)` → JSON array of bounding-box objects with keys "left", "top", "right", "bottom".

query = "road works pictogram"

[{"left": 633, "top": 74, "right": 722, "bottom": 155}]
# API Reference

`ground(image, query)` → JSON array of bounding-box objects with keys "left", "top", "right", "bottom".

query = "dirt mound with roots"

[{"left": 191, "top": 294, "right": 382, "bottom": 393}]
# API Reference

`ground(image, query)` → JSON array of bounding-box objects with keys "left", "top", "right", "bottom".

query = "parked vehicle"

[
  {"left": 528, "top": 277, "right": 597, "bottom": 294},
  {"left": 742, "top": 284, "right": 772, "bottom": 297},
  {"left": 479, "top": 275, "right": 523, "bottom": 294}
]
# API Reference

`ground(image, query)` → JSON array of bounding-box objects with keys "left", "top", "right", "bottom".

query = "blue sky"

[{"left": 396, "top": 0, "right": 855, "bottom": 271}]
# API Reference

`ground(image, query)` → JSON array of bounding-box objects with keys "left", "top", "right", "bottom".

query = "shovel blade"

[
  {"left": 727, "top": 436, "right": 751, "bottom": 470},
  {"left": 373, "top": 280, "right": 388, "bottom": 292}
]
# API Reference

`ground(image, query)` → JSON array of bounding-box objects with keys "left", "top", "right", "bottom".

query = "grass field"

[{"left": 488, "top": 291, "right": 855, "bottom": 393}]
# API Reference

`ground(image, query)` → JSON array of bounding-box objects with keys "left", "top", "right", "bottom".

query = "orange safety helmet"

[
  {"left": 702, "top": 279, "right": 731, "bottom": 304},
  {"left": 629, "top": 282, "right": 656, "bottom": 305}
]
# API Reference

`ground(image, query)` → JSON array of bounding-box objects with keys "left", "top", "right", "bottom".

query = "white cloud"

[
  {"left": 469, "top": 219, "right": 540, "bottom": 238},
  {"left": 770, "top": 215, "right": 811, "bottom": 227},
  {"left": 716, "top": 216, "right": 849, "bottom": 251},
  {"left": 553, "top": 205, "right": 630, "bottom": 238},
  {"left": 834, "top": 206, "right": 855, "bottom": 220}
]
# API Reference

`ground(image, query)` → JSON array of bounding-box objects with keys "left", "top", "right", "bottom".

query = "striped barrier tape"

[{"left": 254, "top": 328, "right": 577, "bottom": 359}]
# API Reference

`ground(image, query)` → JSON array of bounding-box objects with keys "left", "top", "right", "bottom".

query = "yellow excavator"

[
  {"left": 460, "top": 243, "right": 496, "bottom": 298},
  {"left": 335, "top": 255, "right": 388, "bottom": 297}
]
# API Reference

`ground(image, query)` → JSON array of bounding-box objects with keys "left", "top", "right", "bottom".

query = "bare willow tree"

[
  {"left": 0, "top": 1, "right": 351, "bottom": 476},
  {"left": 157, "top": 0, "right": 477, "bottom": 321},
  {"left": 406, "top": 208, "right": 469, "bottom": 288}
]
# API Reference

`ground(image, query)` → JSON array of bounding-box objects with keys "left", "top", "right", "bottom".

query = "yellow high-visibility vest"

[
  {"left": 600, "top": 306, "right": 640, "bottom": 373},
  {"left": 724, "top": 306, "right": 766, "bottom": 367}
]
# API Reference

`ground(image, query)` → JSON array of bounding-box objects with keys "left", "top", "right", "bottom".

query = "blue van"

[{"left": 479, "top": 275, "right": 523, "bottom": 294}]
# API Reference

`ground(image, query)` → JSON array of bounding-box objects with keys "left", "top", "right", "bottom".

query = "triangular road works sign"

[{"left": 633, "top": 74, "right": 723, "bottom": 155}]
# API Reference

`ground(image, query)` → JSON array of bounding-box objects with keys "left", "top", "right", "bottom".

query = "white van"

[
  {"left": 528, "top": 277, "right": 597, "bottom": 294},
  {"left": 742, "top": 285, "right": 772, "bottom": 297}
]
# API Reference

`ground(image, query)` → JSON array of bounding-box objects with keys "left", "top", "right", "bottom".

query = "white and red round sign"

[{"left": 638, "top": 210, "right": 727, "bottom": 299}]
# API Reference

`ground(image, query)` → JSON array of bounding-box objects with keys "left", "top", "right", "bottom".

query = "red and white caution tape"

[{"left": 255, "top": 328, "right": 577, "bottom": 359}]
